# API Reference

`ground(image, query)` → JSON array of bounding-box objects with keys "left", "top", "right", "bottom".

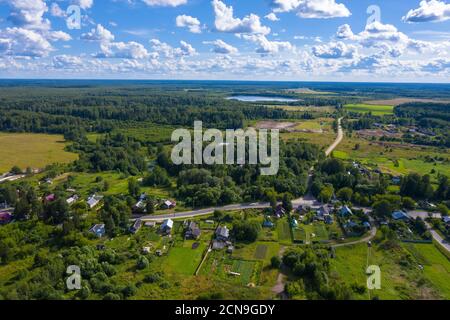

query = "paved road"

[
  {"left": 407, "top": 210, "right": 441, "bottom": 220},
  {"left": 429, "top": 229, "right": 450, "bottom": 252},
  {"left": 406, "top": 211, "right": 449, "bottom": 253},
  {"left": 140, "top": 118, "right": 345, "bottom": 222}
]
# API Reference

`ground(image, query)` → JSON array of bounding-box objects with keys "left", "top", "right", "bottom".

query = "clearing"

[
  {"left": 0, "top": 133, "right": 78, "bottom": 173},
  {"left": 344, "top": 104, "right": 394, "bottom": 116}
]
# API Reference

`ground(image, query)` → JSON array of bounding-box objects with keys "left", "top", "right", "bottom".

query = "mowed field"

[
  {"left": 0, "top": 133, "right": 78, "bottom": 173},
  {"left": 344, "top": 104, "right": 394, "bottom": 116}
]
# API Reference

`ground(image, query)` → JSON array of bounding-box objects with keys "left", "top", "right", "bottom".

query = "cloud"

[
  {"left": 271, "top": 0, "right": 351, "bottom": 19},
  {"left": 81, "top": 24, "right": 115, "bottom": 42},
  {"left": 205, "top": 39, "right": 238, "bottom": 54},
  {"left": 176, "top": 15, "right": 202, "bottom": 33},
  {"left": 73, "top": 0, "right": 94, "bottom": 9},
  {"left": 265, "top": 13, "right": 280, "bottom": 21},
  {"left": 53, "top": 55, "right": 83, "bottom": 69},
  {"left": 421, "top": 58, "right": 450, "bottom": 72},
  {"left": 150, "top": 39, "right": 197, "bottom": 58},
  {"left": 7, "top": 0, "right": 50, "bottom": 30},
  {"left": 403, "top": 0, "right": 450, "bottom": 23},
  {"left": 212, "top": 0, "right": 270, "bottom": 35},
  {"left": 334, "top": 21, "right": 440, "bottom": 58},
  {"left": 241, "top": 34, "right": 294, "bottom": 55},
  {"left": 96, "top": 41, "right": 150, "bottom": 59},
  {"left": 50, "top": 3, "right": 66, "bottom": 18},
  {"left": 312, "top": 41, "right": 356, "bottom": 59},
  {"left": 336, "top": 24, "right": 354, "bottom": 40},
  {"left": 48, "top": 30, "right": 72, "bottom": 42},
  {"left": 0, "top": 27, "right": 53, "bottom": 57},
  {"left": 142, "top": 0, "right": 187, "bottom": 7}
]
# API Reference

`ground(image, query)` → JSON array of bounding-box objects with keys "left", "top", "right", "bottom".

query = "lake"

[{"left": 227, "top": 95, "right": 299, "bottom": 102}]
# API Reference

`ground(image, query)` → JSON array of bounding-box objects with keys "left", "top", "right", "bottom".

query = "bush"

[
  {"left": 271, "top": 256, "right": 281, "bottom": 269},
  {"left": 103, "top": 293, "right": 121, "bottom": 300},
  {"left": 232, "top": 221, "right": 261, "bottom": 243},
  {"left": 136, "top": 256, "right": 150, "bottom": 270}
]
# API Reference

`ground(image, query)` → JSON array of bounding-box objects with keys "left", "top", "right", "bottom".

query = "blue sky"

[{"left": 0, "top": 0, "right": 450, "bottom": 81}]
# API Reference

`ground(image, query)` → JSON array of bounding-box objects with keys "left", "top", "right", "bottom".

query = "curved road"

[{"left": 140, "top": 118, "right": 344, "bottom": 222}]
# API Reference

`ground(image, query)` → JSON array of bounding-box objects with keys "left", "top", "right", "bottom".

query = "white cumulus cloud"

[
  {"left": 176, "top": 15, "right": 202, "bottom": 33},
  {"left": 81, "top": 24, "right": 115, "bottom": 42},
  {"left": 205, "top": 39, "right": 238, "bottom": 54},
  {"left": 212, "top": 0, "right": 270, "bottom": 35},
  {"left": 271, "top": 0, "right": 351, "bottom": 19},
  {"left": 312, "top": 41, "right": 356, "bottom": 59},
  {"left": 265, "top": 13, "right": 280, "bottom": 21},
  {"left": 142, "top": 0, "right": 187, "bottom": 7},
  {"left": 96, "top": 41, "right": 150, "bottom": 59},
  {"left": 403, "top": 0, "right": 450, "bottom": 23}
]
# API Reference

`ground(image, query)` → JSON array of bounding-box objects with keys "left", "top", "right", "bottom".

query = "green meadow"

[
  {"left": 0, "top": 133, "right": 78, "bottom": 173},
  {"left": 344, "top": 104, "right": 394, "bottom": 116}
]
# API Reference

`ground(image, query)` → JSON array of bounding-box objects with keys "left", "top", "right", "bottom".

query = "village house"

[
  {"left": 316, "top": 206, "right": 330, "bottom": 221},
  {"left": 89, "top": 224, "right": 106, "bottom": 238},
  {"left": 442, "top": 216, "right": 450, "bottom": 226},
  {"left": 185, "top": 221, "right": 201, "bottom": 240},
  {"left": 87, "top": 194, "right": 103, "bottom": 209},
  {"left": 161, "top": 200, "right": 176, "bottom": 210},
  {"left": 339, "top": 205, "right": 353, "bottom": 217},
  {"left": 161, "top": 219, "right": 174, "bottom": 235},
  {"left": 274, "top": 205, "right": 286, "bottom": 218},
  {"left": 66, "top": 195, "right": 79, "bottom": 206},
  {"left": 392, "top": 210, "right": 410, "bottom": 221},
  {"left": 130, "top": 219, "right": 143, "bottom": 234},
  {"left": 215, "top": 226, "right": 230, "bottom": 242},
  {"left": 133, "top": 199, "right": 147, "bottom": 214},
  {"left": 296, "top": 205, "right": 308, "bottom": 215}
]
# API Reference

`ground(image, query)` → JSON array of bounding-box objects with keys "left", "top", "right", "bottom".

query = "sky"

[{"left": 0, "top": 0, "right": 450, "bottom": 82}]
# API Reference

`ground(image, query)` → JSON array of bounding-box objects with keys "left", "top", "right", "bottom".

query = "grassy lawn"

[
  {"left": 233, "top": 242, "right": 280, "bottom": 263},
  {"left": 293, "top": 120, "right": 323, "bottom": 131},
  {"left": 231, "top": 260, "right": 259, "bottom": 285},
  {"left": 0, "top": 133, "right": 78, "bottom": 173},
  {"left": 277, "top": 218, "right": 293, "bottom": 244},
  {"left": 344, "top": 104, "right": 394, "bottom": 116},
  {"left": 164, "top": 241, "right": 207, "bottom": 275}
]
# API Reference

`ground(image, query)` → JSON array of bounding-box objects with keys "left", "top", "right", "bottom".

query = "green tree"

[
  {"left": 128, "top": 178, "right": 141, "bottom": 198},
  {"left": 282, "top": 193, "right": 293, "bottom": 213},
  {"left": 337, "top": 187, "right": 353, "bottom": 202}
]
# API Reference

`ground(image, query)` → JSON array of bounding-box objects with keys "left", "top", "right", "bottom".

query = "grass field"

[
  {"left": 231, "top": 260, "right": 258, "bottom": 285},
  {"left": 404, "top": 243, "right": 450, "bottom": 299},
  {"left": 344, "top": 104, "right": 394, "bottom": 116},
  {"left": 164, "top": 242, "right": 207, "bottom": 275},
  {"left": 115, "top": 123, "right": 178, "bottom": 143},
  {"left": 277, "top": 219, "right": 293, "bottom": 244},
  {"left": 335, "top": 134, "right": 450, "bottom": 177},
  {"left": 0, "top": 133, "right": 78, "bottom": 173},
  {"left": 330, "top": 240, "right": 450, "bottom": 300}
]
